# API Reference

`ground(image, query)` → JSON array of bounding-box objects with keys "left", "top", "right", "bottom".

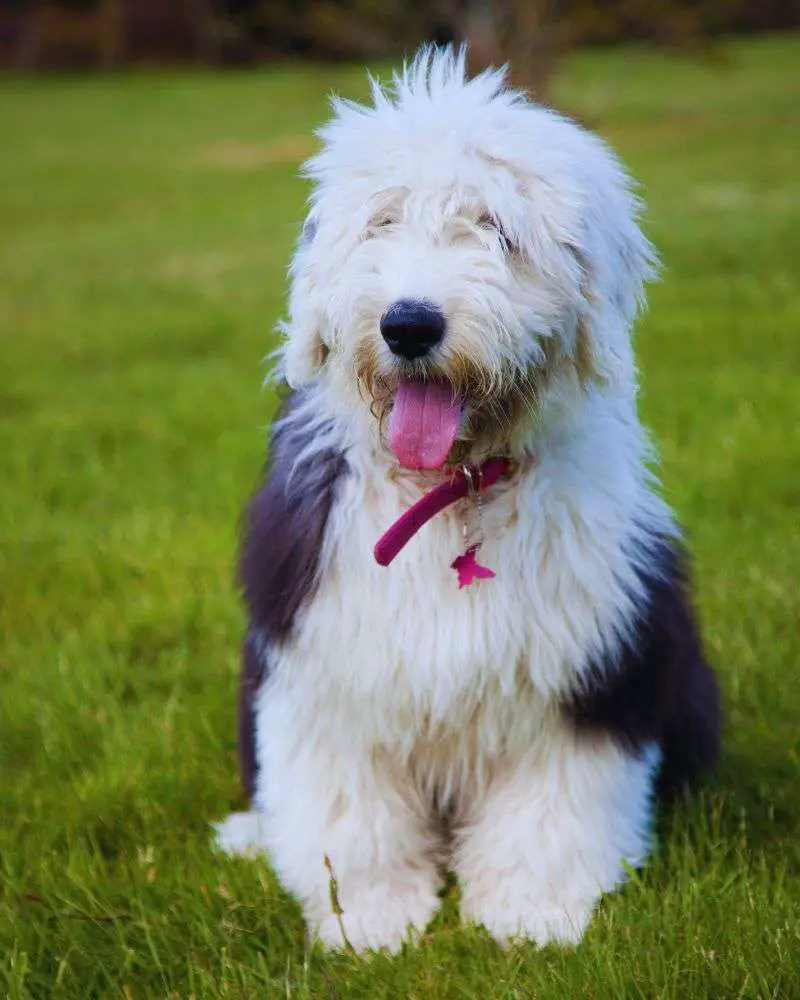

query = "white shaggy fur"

[{"left": 216, "top": 46, "right": 674, "bottom": 951}]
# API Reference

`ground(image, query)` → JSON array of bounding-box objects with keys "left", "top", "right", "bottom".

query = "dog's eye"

[
  {"left": 477, "top": 213, "right": 516, "bottom": 254},
  {"left": 365, "top": 213, "right": 398, "bottom": 238}
]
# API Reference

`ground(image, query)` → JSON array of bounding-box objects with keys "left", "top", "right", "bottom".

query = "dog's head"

[{"left": 280, "top": 46, "right": 656, "bottom": 469}]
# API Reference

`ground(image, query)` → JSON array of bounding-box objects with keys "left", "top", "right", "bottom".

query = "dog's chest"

[{"left": 281, "top": 460, "right": 635, "bottom": 739}]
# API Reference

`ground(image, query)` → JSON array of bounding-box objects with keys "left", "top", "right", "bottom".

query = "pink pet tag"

[{"left": 449, "top": 463, "right": 495, "bottom": 588}]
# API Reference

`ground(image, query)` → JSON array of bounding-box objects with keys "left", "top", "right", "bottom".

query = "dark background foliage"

[{"left": 2, "top": 0, "right": 798, "bottom": 78}]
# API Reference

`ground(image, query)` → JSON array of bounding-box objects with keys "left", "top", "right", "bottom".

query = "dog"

[{"left": 215, "top": 46, "right": 720, "bottom": 953}]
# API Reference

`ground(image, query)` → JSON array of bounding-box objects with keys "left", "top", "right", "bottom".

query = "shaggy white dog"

[{"left": 215, "top": 46, "right": 719, "bottom": 953}]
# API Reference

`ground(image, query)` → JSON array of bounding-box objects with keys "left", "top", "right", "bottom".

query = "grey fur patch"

[
  {"left": 237, "top": 388, "right": 348, "bottom": 796},
  {"left": 239, "top": 389, "right": 348, "bottom": 643},
  {"left": 300, "top": 216, "right": 318, "bottom": 246},
  {"left": 563, "top": 537, "right": 720, "bottom": 799}
]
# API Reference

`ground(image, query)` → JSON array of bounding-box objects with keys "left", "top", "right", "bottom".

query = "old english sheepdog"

[{"left": 215, "top": 46, "right": 720, "bottom": 952}]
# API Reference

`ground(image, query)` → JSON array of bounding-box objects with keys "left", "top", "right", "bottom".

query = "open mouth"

[{"left": 387, "top": 377, "right": 463, "bottom": 470}]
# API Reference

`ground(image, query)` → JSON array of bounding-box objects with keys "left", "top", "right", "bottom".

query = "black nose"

[{"left": 380, "top": 299, "right": 445, "bottom": 361}]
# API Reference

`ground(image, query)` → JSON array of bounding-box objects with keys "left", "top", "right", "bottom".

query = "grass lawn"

[{"left": 1, "top": 31, "right": 799, "bottom": 1000}]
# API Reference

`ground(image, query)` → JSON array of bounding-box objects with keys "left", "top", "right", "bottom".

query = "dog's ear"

[
  {"left": 281, "top": 215, "right": 330, "bottom": 387},
  {"left": 281, "top": 310, "right": 329, "bottom": 388},
  {"left": 570, "top": 187, "right": 658, "bottom": 392}
]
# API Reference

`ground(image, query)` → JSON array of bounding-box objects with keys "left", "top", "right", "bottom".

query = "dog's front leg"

[
  {"left": 223, "top": 686, "right": 443, "bottom": 953},
  {"left": 454, "top": 726, "right": 659, "bottom": 947}
]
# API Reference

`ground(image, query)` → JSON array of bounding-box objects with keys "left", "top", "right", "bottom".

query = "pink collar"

[{"left": 374, "top": 457, "right": 512, "bottom": 567}]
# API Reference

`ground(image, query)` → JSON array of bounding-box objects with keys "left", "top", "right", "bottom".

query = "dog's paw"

[
  {"left": 462, "top": 885, "right": 593, "bottom": 948},
  {"left": 475, "top": 904, "right": 591, "bottom": 948},
  {"left": 311, "top": 874, "right": 440, "bottom": 954},
  {"left": 212, "top": 811, "right": 269, "bottom": 859}
]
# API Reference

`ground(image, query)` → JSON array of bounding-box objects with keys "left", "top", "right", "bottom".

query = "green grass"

[{"left": 1, "top": 32, "right": 799, "bottom": 1000}]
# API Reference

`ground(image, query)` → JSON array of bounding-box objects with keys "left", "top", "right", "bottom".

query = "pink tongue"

[{"left": 388, "top": 379, "right": 463, "bottom": 470}]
